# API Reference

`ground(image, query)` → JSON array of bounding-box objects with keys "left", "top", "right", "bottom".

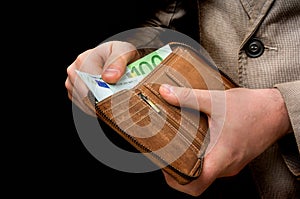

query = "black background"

[{"left": 7, "top": 1, "right": 259, "bottom": 198}]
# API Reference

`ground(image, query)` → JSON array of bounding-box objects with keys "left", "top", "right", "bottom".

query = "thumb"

[
  {"left": 101, "top": 42, "right": 139, "bottom": 84},
  {"left": 159, "top": 84, "right": 212, "bottom": 115}
]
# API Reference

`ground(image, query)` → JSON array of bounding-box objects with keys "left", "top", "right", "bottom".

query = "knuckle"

[
  {"left": 180, "top": 89, "right": 193, "bottom": 100},
  {"left": 66, "top": 66, "right": 73, "bottom": 76}
]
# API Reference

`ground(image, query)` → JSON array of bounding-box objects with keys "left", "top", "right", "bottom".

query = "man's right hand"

[{"left": 65, "top": 41, "right": 140, "bottom": 116}]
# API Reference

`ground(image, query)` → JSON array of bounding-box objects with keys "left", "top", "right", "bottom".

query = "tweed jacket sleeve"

[{"left": 275, "top": 81, "right": 300, "bottom": 178}]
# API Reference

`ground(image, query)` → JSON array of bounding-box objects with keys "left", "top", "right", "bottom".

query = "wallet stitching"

[
  {"left": 165, "top": 70, "right": 206, "bottom": 132},
  {"left": 146, "top": 107, "right": 200, "bottom": 158},
  {"left": 135, "top": 48, "right": 205, "bottom": 139},
  {"left": 136, "top": 90, "right": 197, "bottom": 149},
  {"left": 134, "top": 90, "right": 201, "bottom": 158},
  {"left": 184, "top": 49, "right": 234, "bottom": 89},
  {"left": 114, "top": 105, "right": 150, "bottom": 126},
  {"left": 94, "top": 92, "right": 200, "bottom": 180},
  {"left": 105, "top": 89, "right": 197, "bottom": 157},
  {"left": 190, "top": 157, "right": 202, "bottom": 176},
  {"left": 145, "top": 82, "right": 205, "bottom": 136},
  {"left": 105, "top": 97, "right": 143, "bottom": 117},
  {"left": 97, "top": 90, "right": 131, "bottom": 113},
  {"left": 101, "top": 91, "right": 140, "bottom": 115},
  {"left": 122, "top": 100, "right": 200, "bottom": 162},
  {"left": 157, "top": 51, "right": 208, "bottom": 136},
  {"left": 121, "top": 108, "right": 156, "bottom": 132},
  {"left": 142, "top": 85, "right": 203, "bottom": 155}
]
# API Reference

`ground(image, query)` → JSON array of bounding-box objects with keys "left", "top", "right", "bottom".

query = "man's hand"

[
  {"left": 158, "top": 84, "right": 292, "bottom": 196},
  {"left": 65, "top": 41, "right": 139, "bottom": 116}
]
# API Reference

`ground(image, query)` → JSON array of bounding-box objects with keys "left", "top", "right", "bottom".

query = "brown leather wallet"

[{"left": 84, "top": 42, "right": 236, "bottom": 184}]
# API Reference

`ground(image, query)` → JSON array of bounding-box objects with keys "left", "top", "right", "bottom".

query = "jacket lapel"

[{"left": 239, "top": 0, "right": 275, "bottom": 47}]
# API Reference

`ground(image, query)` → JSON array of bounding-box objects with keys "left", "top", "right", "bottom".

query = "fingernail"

[
  {"left": 102, "top": 68, "right": 120, "bottom": 77},
  {"left": 160, "top": 84, "right": 173, "bottom": 94}
]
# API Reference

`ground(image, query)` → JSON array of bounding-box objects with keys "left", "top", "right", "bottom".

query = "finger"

[
  {"left": 66, "top": 65, "right": 90, "bottom": 99},
  {"left": 101, "top": 42, "right": 139, "bottom": 84},
  {"left": 162, "top": 143, "right": 229, "bottom": 197},
  {"left": 65, "top": 69, "right": 96, "bottom": 117},
  {"left": 159, "top": 84, "right": 212, "bottom": 115},
  {"left": 66, "top": 79, "right": 96, "bottom": 117},
  {"left": 72, "top": 49, "right": 103, "bottom": 75},
  {"left": 162, "top": 156, "right": 218, "bottom": 197}
]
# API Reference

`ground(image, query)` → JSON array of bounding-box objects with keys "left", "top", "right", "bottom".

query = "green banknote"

[{"left": 125, "top": 44, "right": 173, "bottom": 78}]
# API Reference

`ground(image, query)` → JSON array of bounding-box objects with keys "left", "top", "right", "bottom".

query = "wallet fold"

[{"left": 84, "top": 42, "right": 237, "bottom": 184}]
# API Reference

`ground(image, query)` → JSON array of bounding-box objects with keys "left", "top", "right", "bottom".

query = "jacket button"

[{"left": 245, "top": 38, "right": 264, "bottom": 58}]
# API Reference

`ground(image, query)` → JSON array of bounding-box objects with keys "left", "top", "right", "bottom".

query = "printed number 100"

[{"left": 130, "top": 54, "right": 163, "bottom": 76}]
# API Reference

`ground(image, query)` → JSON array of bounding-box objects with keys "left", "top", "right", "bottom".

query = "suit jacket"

[{"left": 122, "top": 0, "right": 300, "bottom": 197}]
